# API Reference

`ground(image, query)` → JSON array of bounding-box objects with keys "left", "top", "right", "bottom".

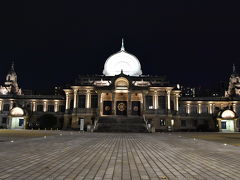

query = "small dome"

[
  {"left": 10, "top": 107, "right": 25, "bottom": 117},
  {"left": 103, "top": 39, "right": 142, "bottom": 76},
  {"left": 221, "top": 109, "right": 235, "bottom": 119}
]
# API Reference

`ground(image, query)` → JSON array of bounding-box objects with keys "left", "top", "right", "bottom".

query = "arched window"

[{"left": 115, "top": 77, "right": 129, "bottom": 89}]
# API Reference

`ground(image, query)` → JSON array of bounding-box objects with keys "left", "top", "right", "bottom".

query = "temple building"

[
  {"left": 0, "top": 40, "right": 239, "bottom": 132},
  {"left": 225, "top": 64, "right": 240, "bottom": 97},
  {"left": 0, "top": 62, "right": 22, "bottom": 95}
]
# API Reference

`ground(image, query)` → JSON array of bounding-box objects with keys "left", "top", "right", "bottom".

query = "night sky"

[{"left": 0, "top": 1, "right": 240, "bottom": 91}]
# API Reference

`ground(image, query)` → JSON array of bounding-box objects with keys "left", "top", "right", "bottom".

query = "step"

[{"left": 95, "top": 116, "right": 147, "bottom": 133}]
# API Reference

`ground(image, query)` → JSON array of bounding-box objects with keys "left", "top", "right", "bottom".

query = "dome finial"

[{"left": 121, "top": 38, "right": 125, "bottom": 51}]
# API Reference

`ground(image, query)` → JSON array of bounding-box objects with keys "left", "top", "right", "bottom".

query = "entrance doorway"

[
  {"left": 221, "top": 120, "right": 235, "bottom": 132},
  {"left": 116, "top": 101, "right": 127, "bottom": 115},
  {"left": 132, "top": 101, "right": 140, "bottom": 115},
  {"left": 103, "top": 101, "right": 112, "bottom": 115},
  {"left": 10, "top": 117, "right": 25, "bottom": 129}
]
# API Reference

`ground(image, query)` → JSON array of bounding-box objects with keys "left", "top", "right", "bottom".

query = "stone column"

[
  {"left": 220, "top": 104, "right": 224, "bottom": 109},
  {"left": 174, "top": 94, "right": 179, "bottom": 112},
  {"left": 186, "top": 104, "right": 190, "bottom": 114},
  {"left": 32, "top": 101, "right": 36, "bottom": 112},
  {"left": 233, "top": 103, "right": 236, "bottom": 112},
  {"left": 112, "top": 92, "right": 115, "bottom": 115},
  {"left": 209, "top": 103, "right": 213, "bottom": 114},
  {"left": 0, "top": 100, "right": 2, "bottom": 112},
  {"left": 10, "top": 100, "right": 14, "bottom": 110},
  {"left": 73, "top": 89, "right": 78, "bottom": 109},
  {"left": 98, "top": 92, "right": 102, "bottom": 116},
  {"left": 143, "top": 93, "right": 146, "bottom": 111},
  {"left": 197, "top": 103, "right": 202, "bottom": 114},
  {"left": 128, "top": 93, "right": 131, "bottom": 115},
  {"left": 153, "top": 91, "right": 158, "bottom": 109},
  {"left": 43, "top": 101, "right": 47, "bottom": 112},
  {"left": 166, "top": 90, "right": 171, "bottom": 111},
  {"left": 65, "top": 93, "right": 70, "bottom": 110},
  {"left": 140, "top": 93, "right": 144, "bottom": 115},
  {"left": 85, "top": 90, "right": 91, "bottom": 108},
  {"left": 54, "top": 101, "right": 59, "bottom": 112}
]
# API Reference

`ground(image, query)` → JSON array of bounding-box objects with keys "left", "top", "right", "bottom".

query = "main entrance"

[{"left": 116, "top": 101, "right": 127, "bottom": 115}]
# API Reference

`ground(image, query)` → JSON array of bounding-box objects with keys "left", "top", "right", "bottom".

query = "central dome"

[{"left": 103, "top": 40, "right": 142, "bottom": 76}]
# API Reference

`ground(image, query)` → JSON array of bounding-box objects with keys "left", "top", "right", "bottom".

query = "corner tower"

[{"left": 0, "top": 62, "right": 22, "bottom": 95}]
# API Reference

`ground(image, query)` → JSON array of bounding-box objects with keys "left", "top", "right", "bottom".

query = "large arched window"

[{"left": 115, "top": 77, "right": 129, "bottom": 89}]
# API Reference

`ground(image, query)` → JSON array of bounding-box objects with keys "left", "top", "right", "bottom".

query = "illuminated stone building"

[
  {"left": 0, "top": 63, "right": 65, "bottom": 129},
  {"left": 0, "top": 40, "right": 239, "bottom": 132},
  {"left": 225, "top": 64, "right": 240, "bottom": 97}
]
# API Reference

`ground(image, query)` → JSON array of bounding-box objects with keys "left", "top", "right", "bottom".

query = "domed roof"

[
  {"left": 103, "top": 39, "right": 142, "bottom": 76},
  {"left": 10, "top": 107, "right": 25, "bottom": 116},
  {"left": 220, "top": 109, "right": 236, "bottom": 119}
]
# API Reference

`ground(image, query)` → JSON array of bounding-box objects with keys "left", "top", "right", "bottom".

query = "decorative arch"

[{"left": 115, "top": 77, "right": 129, "bottom": 88}]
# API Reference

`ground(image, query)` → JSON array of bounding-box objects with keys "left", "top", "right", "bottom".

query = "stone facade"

[{"left": 0, "top": 42, "right": 239, "bottom": 132}]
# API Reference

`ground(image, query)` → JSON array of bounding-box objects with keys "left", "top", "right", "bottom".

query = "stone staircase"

[{"left": 95, "top": 116, "right": 148, "bottom": 133}]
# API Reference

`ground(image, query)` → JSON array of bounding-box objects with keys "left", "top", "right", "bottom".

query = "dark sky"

[{"left": 0, "top": 1, "right": 240, "bottom": 90}]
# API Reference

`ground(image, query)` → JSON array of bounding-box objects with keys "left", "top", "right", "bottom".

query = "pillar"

[
  {"left": 128, "top": 93, "right": 131, "bottom": 115},
  {"left": 166, "top": 90, "right": 171, "bottom": 111},
  {"left": 209, "top": 103, "right": 213, "bottom": 114},
  {"left": 32, "top": 101, "right": 36, "bottom": 112},
  {"left": 112, "top": 92, "right": 115, "bottom": 115},
  {"left": 141, "top": 93, "right": 145, "bottom": 115},
  {"left": 153, "top": 91, "right": 158, "bottom": 109},
  {"left": 73, "top": 89, "right": 78, "bottom": 109},
  {"left": 10, "top": 100, "right": 14, "bottom": 110},
  {"left": 65, "top": 93, "right": 70, "bottom": 110},
  {"left": 0, "top": 100, "right": 3, "bottom": 112},
  {"left": 233, "top": 103, "right": 236, "bottom": 112},
  {"left": 197, "top": 103, "right": 202, "bottom": 114},
  {"left": 54, "top": 101, "right": 59, "bottom": 112},
  {"left": 43, "top": 101, "right": 47, "bottom": 112},
  {"left": 174, "top": 94, "right": 179, "bottom": 111},
  {"left": 85, "top": 90, "right": 91, "bottom": 108},
  {"left": 98, "top": 92, "right": 102, "bottom": 116},
  {"left": 186, "top": 104, "right": 190, "bottom": 114}
]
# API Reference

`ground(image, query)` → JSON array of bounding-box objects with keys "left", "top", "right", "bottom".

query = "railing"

[
  {"left": 93, "top": 117, "right": 99, "bottom": 131},
  {"left": 180, "top": 96, "right": 240, "bottom": 101},
  {"left": 76, "top": 108, "right": 98, "bottom": 114},
  {"left": 144, "top": 109, "right": 168, "bottom": 114},
  {"left": 0, "top": 94, "right": 65, "bottom": 100},
  {"left": 143, "top": 115, "right": 150, "bottom": 133}
]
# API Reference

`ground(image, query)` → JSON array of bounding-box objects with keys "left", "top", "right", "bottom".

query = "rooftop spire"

[
  {"left": 233, "top": 64, "right": 236, "bottom": 73},
  {"left": 11, "top": 61, "right": 15, "bottom": 71},
  {"left": 121, "top": 38, "right": 125, "bottom": 51}
]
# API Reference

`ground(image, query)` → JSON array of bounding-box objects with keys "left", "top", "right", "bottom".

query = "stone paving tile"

[{"left": 0, "top": 132, "right": 240, "bottom": 180}]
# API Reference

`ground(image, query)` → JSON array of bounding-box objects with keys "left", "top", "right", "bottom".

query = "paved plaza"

[{"left": 0, "top": 132, "right": 240, "bottom": 180}]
